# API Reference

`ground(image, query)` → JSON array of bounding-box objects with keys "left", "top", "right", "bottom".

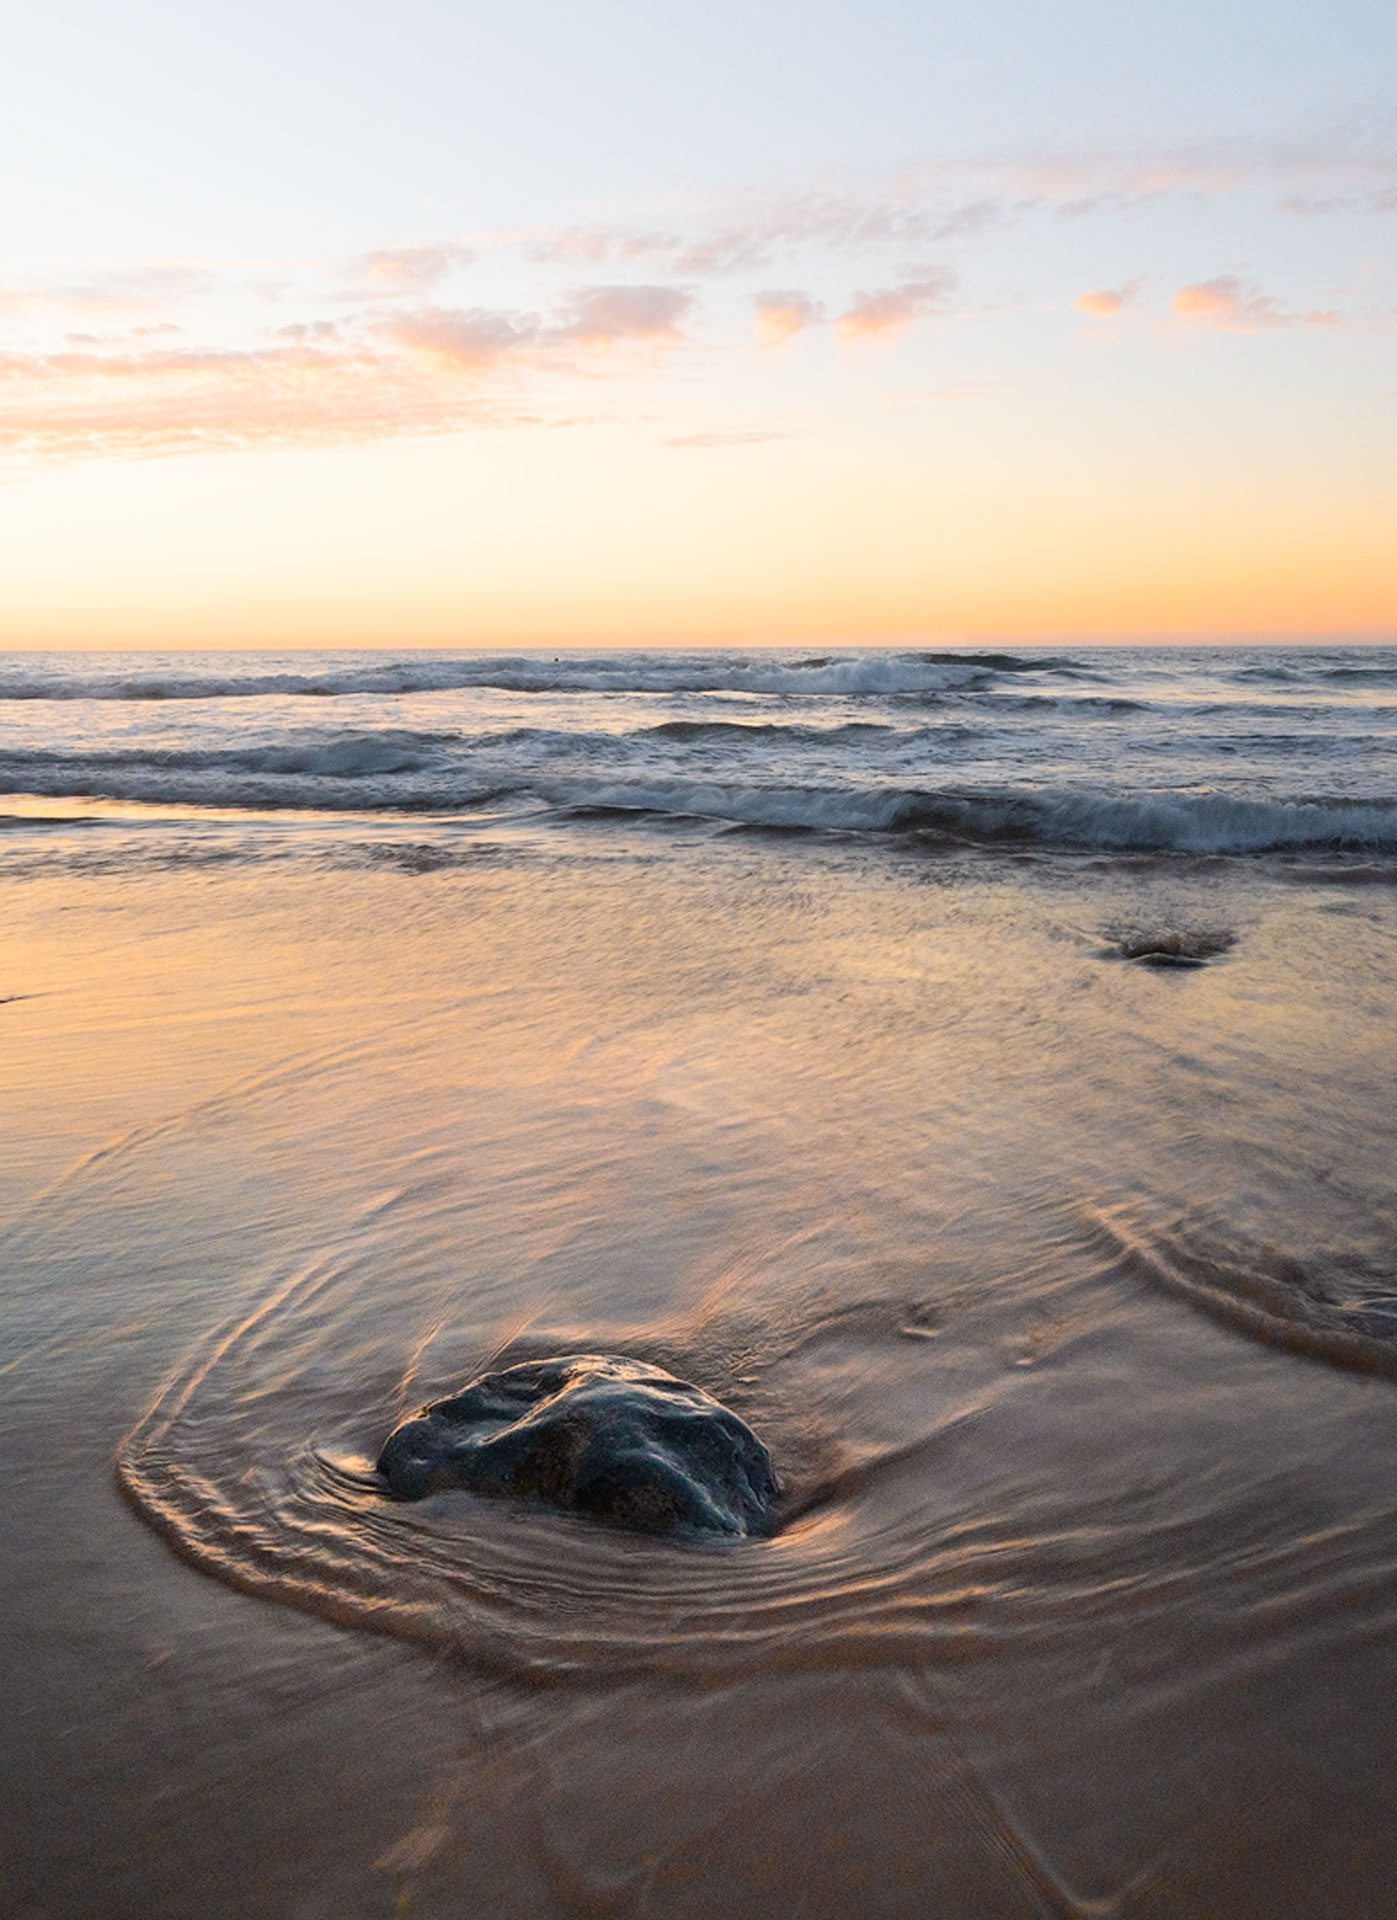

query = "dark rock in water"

[
  {"left": 1116, "top": 929, "right": 1236, "bottom": 968},
  {"left": 376, "top": 1354, "right": 780, "bottom": 1537}
]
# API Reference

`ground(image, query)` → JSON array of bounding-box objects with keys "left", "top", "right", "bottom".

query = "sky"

[{"left": 1, "top": 0, "right": 1394, "bottom": 647}]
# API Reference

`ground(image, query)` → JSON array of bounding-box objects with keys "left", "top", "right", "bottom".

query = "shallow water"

[{"left": 3, "top": 650, "right": 1397, "bottom": 1916}]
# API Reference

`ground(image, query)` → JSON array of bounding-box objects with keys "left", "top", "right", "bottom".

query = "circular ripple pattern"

[
  {"left": 118, "top": 1196, "right": 1397, "bottom": 1688},
  {"left": 114, "top": 1254, "right": 1064, "bottom": 1684}
]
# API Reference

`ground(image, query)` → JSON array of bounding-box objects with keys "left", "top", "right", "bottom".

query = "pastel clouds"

[
  {"left": 562, "top": 283, "right": 694, "bottom": 344},
  {"left": 275, "top": 320, "right": 342, "bottom": 343},
  {"left": 1075, "top": 282, "right": 1141, "bottom": 316},
  {"left": 380, "top": 285, "right": 695, "bottom": 368},
  {"left": 0, "top": 264, "right": 217, "bottom": 321},
  {"left": 1170, "top": 274, "right": 1338, "bottom": 330},
  {"left": 834, "top": 270, "right": 958, "bottom": 341},
  {"left": 1, "top": 133, "right": 1391, "bottom": 340},
  {"left": 1068, "top": 275, "right": 1342, "bottom": 328},
  {"left": 0, "top": 130, "right": 1377, "bottom": 468},
  {"left": 0, "top": 285, "right": 698, "bottom": 461},
  {"left": 516, "top": 138, "right": 1397, "bottom": 284},
  {"left": 377, "top": 306, "right": 544, "bottom": 367},
  {"left": 528, "top": 223, "right": 773, "bottom": 277},
  {"left": 351, "top": 245, "right": 474, "bottom": 290},
  {"left": 0, "top": 340, "right": 465, "bottom": 461},
  {"left": 753, "top": 290, "right": 826, "bottom": 346},
  {"left": 525, "top": 189, "right": 975, "bottom": 279}
]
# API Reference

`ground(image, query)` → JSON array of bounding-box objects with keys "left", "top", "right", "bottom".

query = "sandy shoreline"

[{"left": 4, "top": 844, "right": 1397, "bottom": 1917}]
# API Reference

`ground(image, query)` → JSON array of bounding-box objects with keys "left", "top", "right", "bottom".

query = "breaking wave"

[
  {"left": 0, "top": 648, "right": 1081, "bottom": 705},
  {"left": 5, "top": 731, "right": 1397, "bottom": 856},
  {"left": 553, "top": 785, "right": 1397, "bottom": 853},
  {"left": 2, "top": 645, "right": 1394, "bottom": 871},
  {"left": 891, "top": 789, "right": 1397, "bottom": 853}
]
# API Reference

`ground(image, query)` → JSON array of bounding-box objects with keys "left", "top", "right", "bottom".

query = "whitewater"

[{"left": 1, "top": 643, "right": 1395, "bottom": 861}]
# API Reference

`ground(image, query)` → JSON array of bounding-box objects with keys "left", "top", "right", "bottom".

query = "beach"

[{"left": 3, "top": 646, "right": 1397, "bottom": 1916}]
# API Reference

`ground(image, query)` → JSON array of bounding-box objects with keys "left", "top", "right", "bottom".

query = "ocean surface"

[
  {"left": 3, "top": 644, "right": 1396, "bottom": 1918},
  {"left": 3, "top": 642, "right": 1397, "bottom": 861}
]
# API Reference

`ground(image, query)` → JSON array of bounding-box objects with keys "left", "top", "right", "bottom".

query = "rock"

[
  {"left": 1116, "top": 928, "right": 1236, "bottom": 967},
  {"left": 376, "top": 1354, "right": 780, "bottom": 1537}
]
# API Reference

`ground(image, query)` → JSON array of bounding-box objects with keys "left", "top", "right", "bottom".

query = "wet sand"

[{"left": 3, "top": 831, "right": 1397, "bottom": 1918}]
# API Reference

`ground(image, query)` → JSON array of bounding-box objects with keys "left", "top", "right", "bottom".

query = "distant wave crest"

[{"left": 0, "top": 648, "right": 1077, "bottom": 704}]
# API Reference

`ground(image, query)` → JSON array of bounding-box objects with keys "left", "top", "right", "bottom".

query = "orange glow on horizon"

[{"left": 3, "top": 339, "right": 1393, "bottom": 651}]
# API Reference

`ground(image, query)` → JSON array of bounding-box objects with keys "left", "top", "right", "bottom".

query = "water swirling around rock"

[
  {"left": 115, "top": 1191, "right": 1397, "bottom": 1693},
  {"left": 113, "top": 1245, "right": 1051, "bottom": 1686}
]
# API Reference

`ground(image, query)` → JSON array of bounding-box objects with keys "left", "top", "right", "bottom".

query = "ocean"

[
  {"left": 2, "top": 643, "right": 1396, "bottom": 857},
  {"left": 3, "top": 643, "right": 1396, "bottom": 1917}
]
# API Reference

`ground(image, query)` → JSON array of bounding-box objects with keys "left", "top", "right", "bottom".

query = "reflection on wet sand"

[{"left": 4, "top": 836, "right": 1397, "bottom": 1916}]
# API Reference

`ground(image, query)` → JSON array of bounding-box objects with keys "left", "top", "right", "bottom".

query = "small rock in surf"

[
  {"left": 1114, "top": 928, "right": 1236, "bottom": 967},
  {"left": 376, "top": 1354, "right": 780, "bottom": 1537}
]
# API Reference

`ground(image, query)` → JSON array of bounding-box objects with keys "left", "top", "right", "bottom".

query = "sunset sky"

[{"left": 2, "top": 0, "right": 1394, "bottom": 647}]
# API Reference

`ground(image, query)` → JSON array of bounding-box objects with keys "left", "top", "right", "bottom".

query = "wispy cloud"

[
  {"left": 0, "top": 338, "right": 540, "bottom": 461},
  {"left": 753, "top": 290, "right": 826, "bottom": 347},
  {"left": 349, "top": 245, "right": 474, "bottom": 290},
  {"left": 375, "top": 306, "right": 543, "bottom": 367},
  {"left": 991, "top": 136, "right": 1397, "bottom": 216},
  {"left": 513, "top": 138, "right": 1397, "bottom": 285},
  {"left": 834, "top": 270, "right": 958, "bottom": 341},
  {"left": 558, "top": 284, "right": 695, "bottom": 343},
  {"left": 379, "top": 285, "right": 696, "bottom": 368},
  {"left": 1277, "top": 187, "right": 1397, "bottom": 217},
  {"left": 275, "top": 320, "right": 342, "bottom": 342},
  {"left": 664, "top": 429, "right": 790, "bottom": 448},
  {"left": 1074, "top": 281, "right": 1142, "bottom": 316},
  {"left": 3, "top": 130, "right": 1386, "bottom": 465},
  {"left": 0, "top": 264, "right": 217, "bottom": 321},
  {"left": 526, "top": 223, "right": 771, "bottom": 276},
  {"left": 1170, "top": 274, "right": 1338, "bottom": 331},
  {"left": 525, "top": 189, "right": 1005, "bottom": 277},
  {"left": 0, "top": 284, "right": 697, "bottom": 461}
]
